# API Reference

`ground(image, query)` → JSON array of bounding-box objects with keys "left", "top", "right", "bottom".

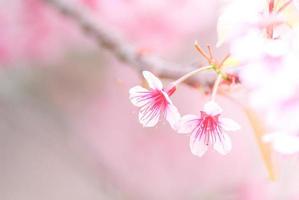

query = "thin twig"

[{"left": 42, "top": 0, "right": 215, "bottom": 88}]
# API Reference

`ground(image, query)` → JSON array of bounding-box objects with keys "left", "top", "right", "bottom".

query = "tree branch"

[{"left": 43, "top": 0, "right": 214, "bottom": 88}]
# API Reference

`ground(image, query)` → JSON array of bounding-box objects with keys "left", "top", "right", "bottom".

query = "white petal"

[
  {"left": 262, "top": 133, "right": 276, "bottom": 143},
  {"left": 213, "top": 133, "right": 232, "bottom": 155},
  {"left": 203, "top": 101, "right": 223, "bottom": 115},
  {"left": 138, "top": 106, "right": 160, "bottom": 127},
  {"left": 129, "top": 86, "right": 150, "bottom": 107},
  {"left": 161, "top": 90, "right": 172, "bottom": 103},
  {"left": 263, "top": 132, "right": 299, "bottom": 154},
  {"left": 176, "top": 115, "right": 199, "bottom": 134},
  {"left": 143, "top": 71, "right": 163, "bottom": 89},
  {"left": 219, "top": 117, "right": 241, "bottom": 131},
  {"left": 295, "top": 0, "right": 299, "bottom": 12},
  {"left": 189, "top": 130, "right": 208, "bottom": 157},
  {"left": 166, "top": 103, "right": 181, "bottom": 130}
]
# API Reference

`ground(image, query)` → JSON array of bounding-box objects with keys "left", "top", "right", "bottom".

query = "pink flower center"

[
  {"left": 138, "top": 89, "right": 171, "bottom": 123},
  {"left": 193, "top": 111, "right": 223, "bottom": 145},
  {"left": 132, "top": 85, "right": 176, "bottom": 125}
]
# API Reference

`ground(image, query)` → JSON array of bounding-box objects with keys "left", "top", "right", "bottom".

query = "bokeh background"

[{"left": 1, "top": 0, "right": 299, "bottom": 199}]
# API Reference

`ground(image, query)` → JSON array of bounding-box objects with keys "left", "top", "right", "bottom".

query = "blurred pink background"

[{"left": 1, "top": 0, "right": 299, "bottom": 199}]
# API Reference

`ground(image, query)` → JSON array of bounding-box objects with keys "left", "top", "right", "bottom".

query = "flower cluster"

[
  {"left": 218, "top": 0, "right": 299, "bottom": 154},
  {"left": 129, "top": 45, "right": 241, "bottom": 157},
  {"left": 130, "top": 0, "right": 299, "bottom": 157}
]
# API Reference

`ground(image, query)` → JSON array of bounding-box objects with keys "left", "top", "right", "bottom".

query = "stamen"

[
  {"left": 137, "top": 89, "right": 169, "bottom": 124},
  {"left": 194, "top": 41, "right": 212, "bottom": 63},
  {"left": 194, "top": 112, "right": 223, "bottom": 146}
]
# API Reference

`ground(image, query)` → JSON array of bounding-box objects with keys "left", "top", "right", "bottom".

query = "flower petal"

[
  {"left": 295, "top": 0, "right": 299, "bottom": 12},
  {"left": 213, "top": 133, "right": 232, "bottom": 155},
  {"left": 129, "top": 86, "right": 151, "bottom": 107},
  {"left": 143, "top": 71, "right": 163, "bottom": 89},
  {"left": 138, "top": 105, "right": 160, "bottom": 127},
  {"left": 189, "top": 130, "right": 208, "bottom": 157},
  {"left": 263, "top": 132, "right": 299, "bottom": 154},
  {"left": 161, "top": 90, "right": 172, "bottom": 103},
  {"left": 166, "top": 103, "right": 181, "bottom": 130},
  {"left": 176, "top": 115, "right": 199, "bottom": 134},
  {"left": 219, "top": 117, "right": 241, "bottom": 131},
  {"left": 203, "top": 101, "right": 223, "bottom": 116}
]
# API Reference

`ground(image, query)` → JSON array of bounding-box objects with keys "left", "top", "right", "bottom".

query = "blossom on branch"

[
  {"left": 129, "top": 71, "right": 180, "bottom": 128},
  {"left": 177, "top": 101, "right": 240, "bottom": 157}
]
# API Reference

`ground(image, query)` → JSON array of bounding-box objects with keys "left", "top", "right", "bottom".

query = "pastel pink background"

[{"left": 1, "top": 0, "right": 299, "bottom": 199}]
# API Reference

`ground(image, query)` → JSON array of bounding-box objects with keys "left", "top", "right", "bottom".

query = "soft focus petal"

[
  {"left": 263, "top": 132, "right": 299, "bottom": 154},
  {"left": 138, "top": 106, "right": 160, "bottom": 127},
  {"left": 295, "top": 0, "right": 299, "bottom": 11},
  {"left": 203, "top": 101, "right": 223, "bottom": 116},
  {"left": 176, "top": 115, "right": 199, "bottom": 134},
  {"left": 129, "top": 86, "right": 150, "bottom": 107},
  {"left": 143, "top": 71, "right": 163, "bottom": 89},
  {"left": 220, "top": 117, "right": 241, "bottom": 131},
  {"left": 166, "top": 103, "right": 181, "bottom": 130},
  {"left": 216, "top": 0, "right": 263, "bottom": 46},
  {"left": 213, "top": 133, "right": 232, "bottom": 155},
  {"left": 189, "top": 131, "right": 208, "bottom": 157}
]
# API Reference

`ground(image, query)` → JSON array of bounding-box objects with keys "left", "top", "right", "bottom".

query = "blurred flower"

[
  {"left": 129, "top": 71, "right": 180, "bottom": 128},
  {"left": 177, "top": 101, "right": 240, "bottom": 157},
  {"left": 95, "top": 0, "right": 216, "bottom": 52},
  {"left": 294, "top": 0, "right": 299, "bottom": 11},
  {"left": 265, "top": 91, "right": 299, "bottom": 134},
  {"left": 217, "top": 0, "right": 292, "bottom": 46},
  {"left": 218, "top": 0, "right": 299, "bottom": 154},
  {"left": 263, "top": 132, "right": 299, "bottom": 154},
  {"left": 234, "top": 27, "right": 299, "bottom": 139},
  {"left": 0, "top": 0, "right": 92, "bottom": 64},
  {"left": 217, "top": 0, "right": 268, "bottom": 46}
]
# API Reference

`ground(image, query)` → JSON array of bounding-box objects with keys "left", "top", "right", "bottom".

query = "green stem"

[{"left": 172, "top": 65, "right": 212, "bottom": 86}]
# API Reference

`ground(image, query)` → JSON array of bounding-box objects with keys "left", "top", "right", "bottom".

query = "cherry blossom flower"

[
  {"left": 267, "top": 90, "right": 299, "bottom": 132},
  {"left": 217, "top": 0, "right": 293, "bottom": 46},
  {"left": 129, "top": 71, "right": 180, "bottom": 128},
  {"left": 218, "top": 0, "right": 299, "bottom": 155},
  {"left": 231, "top": 25, "right": 299, "bottom": 141},
  {"left": 217, "top": 0, "right": 270, "bottom": 46},
  {"left": 177, "top": 101, "right": 240, "bottom": 157}
]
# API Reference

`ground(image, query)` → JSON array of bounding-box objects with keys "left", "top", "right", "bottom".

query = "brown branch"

[{"left": 42, "top": 0, "right": 214, "bottom": 88}]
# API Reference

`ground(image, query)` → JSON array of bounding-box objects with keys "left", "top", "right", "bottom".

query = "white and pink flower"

[
  {"left": 177, "top": 101, "right": 240, "bottom": 157},
  {"left": 129, "top": 71, "right": 180, "bottom": 128}
]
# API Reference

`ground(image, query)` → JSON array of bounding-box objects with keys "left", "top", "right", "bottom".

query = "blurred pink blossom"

[
  {"left": 88, "top": 0, "right": 217, "bottom": 52},
  {"left": 0, "top": 0, "right": 97, "bottom": 64},
  {"left": 0, "top": 0, "right": 218, "bottom": 64},
  {"left": 263, "top": 131, "right": 299, "bottom": 154},
  {"left": 219, "top": 0, "right": 299, "bottom": 154}
]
